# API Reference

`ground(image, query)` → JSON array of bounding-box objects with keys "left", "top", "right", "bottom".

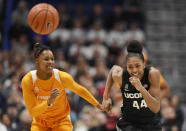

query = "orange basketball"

[{"left": 28, "top": 3, "right": 59, "bottom": 35}]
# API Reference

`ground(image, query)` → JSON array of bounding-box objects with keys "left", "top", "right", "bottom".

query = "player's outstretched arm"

[
  {"left": 60, "top": 72, "right": 100, "bottom": 107},
  {"left": 102, "top": 65, "right": 123, "bottom": 114}
]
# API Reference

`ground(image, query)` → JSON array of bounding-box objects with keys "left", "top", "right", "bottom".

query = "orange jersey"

[{"left": 22, "top": 69, "right": 99, "bottom": 121}]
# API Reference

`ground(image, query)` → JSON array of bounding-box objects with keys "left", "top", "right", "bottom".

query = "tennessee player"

[
  {"left": 143, "top": 52, "right": 170, "bottom": 98},
  {"left": 21, "top": 43, "right": 103, "bottom": 131}
]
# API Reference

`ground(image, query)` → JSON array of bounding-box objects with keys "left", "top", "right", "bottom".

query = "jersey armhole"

[
  {"left": 53, "top": 69, "right": 61, "bottom": 83},
  {"left": 30, "top": 70, "right": 37, "bottom": 85}
]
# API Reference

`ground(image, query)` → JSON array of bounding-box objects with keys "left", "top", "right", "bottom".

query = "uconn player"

[{"left": 102, "top": 40, "right": 161, "bottom": 131}]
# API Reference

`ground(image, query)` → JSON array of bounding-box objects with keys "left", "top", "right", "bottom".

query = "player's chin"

[
  {"left": 131, "top": 74, "right": 140, "bottom": 78},
  {"left": 45, "top": 67, "right": 53, "bottom": 73}
]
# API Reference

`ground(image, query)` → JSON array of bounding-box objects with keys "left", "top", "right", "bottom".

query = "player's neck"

[{"left": 36, "top": 70, "right": 52, "bottom": 80}]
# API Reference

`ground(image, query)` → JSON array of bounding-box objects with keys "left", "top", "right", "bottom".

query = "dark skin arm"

[
  {"left": 102, "top": 65, "right": 123, "bottom": 114},
  {"left": 160, "top": 74, "right": 170, "bottom": 98}
]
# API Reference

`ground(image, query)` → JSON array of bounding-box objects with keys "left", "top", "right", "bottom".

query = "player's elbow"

[
  {"left": 165, "top": 86, "right": 170, "bottom": 96},
  {"left": 29, "top": 111, "right": 37, "bottom": 117},
  {"left": 29, "top": 110, "right": 40, "bottom": 117},
  {"left": 154, "top": 107, "right": 160, "bottom": 114},
  {"left": 152, "top": 104, "right": 160, "bottom": 113}
]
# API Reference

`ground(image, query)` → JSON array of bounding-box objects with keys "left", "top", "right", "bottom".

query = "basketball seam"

[
  {"left": 40, "top": 4, "right": 49, "bottom": 34},
  {"left": 47, "top": 10, "right": 55, "bottom": 31},
  {"left": 30, "top": 10, "right": 46, "bottom": 27},
  {"left": 29, "top": 3, "right": 48, "bottom": 26}
]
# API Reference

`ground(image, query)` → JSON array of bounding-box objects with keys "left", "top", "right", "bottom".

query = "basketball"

[{"left": 28, "top": 3, "right": 59, "bottom": 35}]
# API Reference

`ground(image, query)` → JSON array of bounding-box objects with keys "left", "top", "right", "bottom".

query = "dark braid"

[{"left": 33, "top": 43, "right": 51, "bottom": 58}]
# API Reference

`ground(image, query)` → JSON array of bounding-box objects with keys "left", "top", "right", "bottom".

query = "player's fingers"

[
  {"left": 129, "top": 78, "right": 133, "bottom": 83},
  {"left": 51, "top": 91, "right": 60, "bottom": 98},
  {"left": 106, "top": 106, "right": 112, "bottom": 115},
  {"left": 52, "top": 88, "right": 59, "bottom": 92},
  {"left": 107, "top": 110, "right": 112, "bottom": 115},
  {"left": 102, "top": 100, "right": 108, "bottom": 109},
  {"left": 52, "top": 88, "right": 60, "bottom": 94}
]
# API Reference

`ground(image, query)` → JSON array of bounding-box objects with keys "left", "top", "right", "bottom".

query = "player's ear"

[
  {"left": 143, "top": 62, "right": 145, "bottom": 69},
  {"left": 35, "top": 58, "right": 39, "bottom": 64}
]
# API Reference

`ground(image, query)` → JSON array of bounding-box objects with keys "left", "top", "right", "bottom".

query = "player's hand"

[
  {"left": 129, "top": 77, "right": 143, "bottom": 91},
  {"left": 111, "top": 65, "right": 123, "bottom": 86},
  {"left": 47, "top": 88, "right": 60, "bottom": 105},
  {"left": 111, "top": 65, "right": 123, "bottom": 78},
  {"left": 102, "top": 98, "right": 112, "bottom": 115},
  {"left": 97, "top": 104, "right": 104, "bottom": 111}
]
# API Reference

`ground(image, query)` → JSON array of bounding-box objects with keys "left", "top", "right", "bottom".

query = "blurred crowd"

[{"left": 0, "top": 0, "right": 184, "bottom": 131}]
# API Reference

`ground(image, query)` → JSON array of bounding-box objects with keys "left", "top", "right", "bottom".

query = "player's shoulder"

[
  {"left": 21, "top": 71, "right": 33, "bottom": 89},
  {"left": 58, "top": 70, "right": 73, "bottom": 79},
  {"left": 149, "top": 66, "right": 160, "bottom": 77},
  {"left": 112, "top": 65, "right": 123, "bottom": 71},
  {"left": 22, "top": 71, "right": 32, "bottom": 82}
]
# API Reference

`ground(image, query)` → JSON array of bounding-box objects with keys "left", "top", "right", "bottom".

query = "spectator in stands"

[
  {"left": 0, "top": 83, "right": 7, "bottom": 114},
  {"left": 70, "top": 55, "right": 90, "bottom": 78},
  {"left": 106, "top": 5, "right": 127, "bottom": 29},
  {"left": 16, "top": 109, "right": 32, "bottom": 131},
  {"left": 89, "top": 114, "right": 117, "bottom": 131},
  {"left": 11, "top": 0, "right": 28, "bottom": 25},
  {"left": 8, "top": 18, "right": 30, "bottom": 43},
  {"left": 1, "top": 114, "right": 12, "bottom": 130},
  {"left": 11, "top": 34, "right": 30, "bottom": 55},
  {"left": 161, "top": 106, "right": 178, "bottom": 131},
  {"left": 124, "top": 3, "right": 145, "bottom": 29},
  {"left": 72, "top": 4, "right": 88, "bottom": 29},
  {"left": 0, "top": 30, "right": 2, "bottom": 49},
  {"left": 87, "top": 21, "right": 107, "bottom": 43},
  {"left": 125, "top": 23, "right": 145, "bottom": 44},
  {"left": 0, "top": 121, "right": 7, "bottom": 131},
  {"left": 6, "top": 102, "right": 20, "bottom": 130},
  {"left": 106, "top": 22, "right": 127, "bottom": 47},
  {"left": 71, "top": 18, "right": 86, "bottom": 42},
  {"left": 48, "top": 24, "right": 71, "bottom": 44},
  {"left": 75, "top": 72, "right": 100, "bottom": 112},
  {"left": 57, "top": 3, "right": 72, "bottom": 28},
  {"left": 74, "top": 106, "right": 95, "bottom": 131},
  {"left": 87, "top": 4, "right": 106, "bottom": 28},
  {"left": 69, "top": 38, "right": 86, "bottom": 64},
  {"left": 88, "top": 37, "right": 108, "bottom": 62},
  {"left": 93, "top": 58, "right": 108, "bottom": 88},
  {"left": 170, "top": 95, "right": 184, "bottom": 131}
]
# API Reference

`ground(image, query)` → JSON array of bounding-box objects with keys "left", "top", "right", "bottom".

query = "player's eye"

[{"left": 44, "top": 58, "right": 49, "bottom": 61}]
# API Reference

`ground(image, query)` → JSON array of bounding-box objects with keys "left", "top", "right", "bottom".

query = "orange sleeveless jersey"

[{"left": 21, "top": 70, "right": 99, "bottom": 121}]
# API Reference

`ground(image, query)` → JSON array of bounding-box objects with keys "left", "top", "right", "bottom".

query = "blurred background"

[{"left": 0, "top": 0, "right": 186, "bottom": 131}]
